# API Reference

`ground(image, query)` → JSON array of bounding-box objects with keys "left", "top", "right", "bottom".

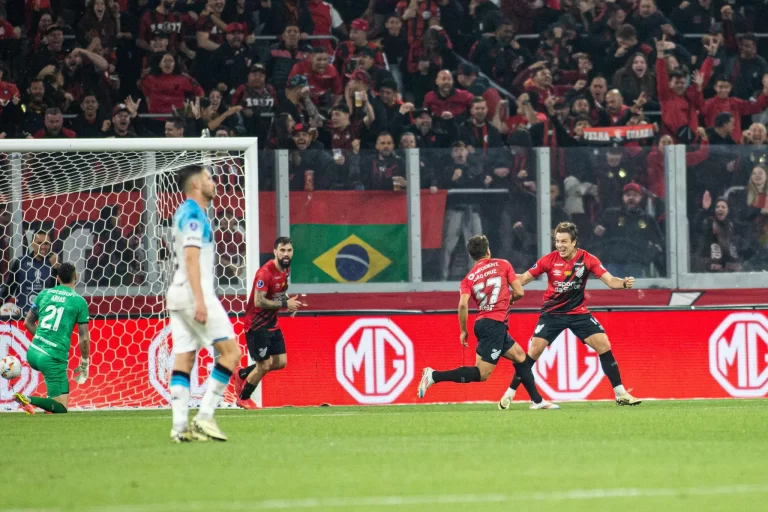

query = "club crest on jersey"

[{"left": 575, "top": 266, "right": 585, "bottom": 278}]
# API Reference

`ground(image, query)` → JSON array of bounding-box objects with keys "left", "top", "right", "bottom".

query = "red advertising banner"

[{"left": 2, "top": 310, "right": 767, "bottom": 411}]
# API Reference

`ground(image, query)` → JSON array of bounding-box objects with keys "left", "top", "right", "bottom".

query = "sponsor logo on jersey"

[
  {"left": 553, "top": 270, "right": 562, "bottom": 276},
  {"left": 335, "top": 318, "right": 414, "bottom": 404}
]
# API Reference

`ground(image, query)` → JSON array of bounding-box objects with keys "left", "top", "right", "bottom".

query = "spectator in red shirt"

[
  {"left": 232, "top": 63, "right": 276, "bottom": 136},
  {"left": 397, "top": 0, "right": 439, "bottom": 46},
  {"left": 0, "top": 61, "right": 20, "bottom": 119},
  {"left": 656, "top": 37, "right": 714, "bottom": 142},
  {"left": 325, "top": 104, "right": 363, "bottom": 150},
  {"left": 306, "top": 0, "right": 346, "bottom": 55},
  {"left": 335, "top": 18, "right": 385, "bottom": 76},
  {"left": 289, "top": 47, "right": 343, "bottom": 107},
  {"left": 702, "top": 75, "right": 768, "bottom": 142},
  {"left": 423, "top": 69, "right": 474, "bottom": 123},
  {"left": 513, "top": 61, "right": 555, "bottom": 111},
  {"left": 32, "top": 107, "right": 76, "bottom": 138},
  {"left": 140, "top": 52, "right": 204, "bottom": 115},
  {"left": 137, "top": 0, "right": 196, "bottom": 60},
  {"left": 141, "top": 31, "right": 171, "bottom": 76}
]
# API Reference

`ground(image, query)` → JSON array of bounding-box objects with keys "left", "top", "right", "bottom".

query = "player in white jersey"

[{"left": 165, "top": 165, "right": 241, "bottom": 442}]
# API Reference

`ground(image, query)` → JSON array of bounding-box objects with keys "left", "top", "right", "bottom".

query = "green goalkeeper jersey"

[{"left": 30, "top": 285, "right": 89, "bottom": 362}]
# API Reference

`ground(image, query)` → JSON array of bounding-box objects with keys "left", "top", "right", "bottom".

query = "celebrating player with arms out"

[
  {"left": 165, "top": 165, "right": 242, "bottom": 442},
  {"left": 232, "top": 237, "right": 304, "bottom": 409},
  {"left": 417, "top": 235, "right": 557, "bottom": 409},
  {"left": 500, "top": 222, "right": 641, "bottom": 408},
  {"left": 14, "top": 263, "right": 90, "bottom": 415}
]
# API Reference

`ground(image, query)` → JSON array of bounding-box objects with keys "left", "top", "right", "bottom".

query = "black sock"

[
  {"left": 599, "top": 350, "right": 623, "bottom": 388},
  {"left": 509, "top": 355, "right": 535, "bottom": 390},
  {"left": 432, "top": 366, "right": 481, "bottom": 383},
  {"left": 513, "top": 357, "right": 543, "bottom": 403},
  {"left": 239, "top": 364, "right": 256, "bottom": 380},
  {"left": 240, "top": 383, "right": 256, "bottom": 400}
]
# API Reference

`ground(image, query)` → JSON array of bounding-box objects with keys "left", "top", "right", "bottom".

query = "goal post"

[{"left": 0, "top": 138, "right": 260, "bottom": 410}]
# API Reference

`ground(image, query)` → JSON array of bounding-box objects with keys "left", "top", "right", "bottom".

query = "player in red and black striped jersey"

[
  {"left": 500, "top": 222, "right": 642, "bottom": 408},
  {"left": 417, "top": 235, "right": 556, "bottom": 409},
  {"left": 232, "top": 237, "right": 304, "bottom": 409}
]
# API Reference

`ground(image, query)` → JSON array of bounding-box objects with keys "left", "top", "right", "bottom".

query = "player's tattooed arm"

[
  {"left": 24, "top": 309, "right": 38, "bottom": 336},
  {"left": 77, "top": 324, "right": 91, "bottom": 361},
  {"left": 255, "top": 290, "right": 284, "bottom": 310}
]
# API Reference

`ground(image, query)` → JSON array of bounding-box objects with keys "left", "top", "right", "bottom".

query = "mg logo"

[
  {"left": 0, "top": 323, "right": 39, "bottom": 410},
  {"left": 335, "top": 318, "right": 414, "bottom": 404},
  {"left": 533, "top": 329, "right": 603, "bottom": 400},
  {"left": 148, "top": 324, "right": 211, "bottom": 406},
  {"left": 709, "top": 313, "right": 768, "bottom": 398}
]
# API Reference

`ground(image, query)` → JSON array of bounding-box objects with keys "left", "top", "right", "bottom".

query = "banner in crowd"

[
  {"left": 22, "top": 190, "right": 447, "bottom": 258},
  {"left": 582, "top": 124, "right": 655, "bottom": 143},
  {"left": 2, "top": 309, "right": 767, "bottom": 411}
]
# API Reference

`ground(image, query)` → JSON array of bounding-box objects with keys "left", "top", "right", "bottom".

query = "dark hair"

[
  {"left": 34, "top": 229, "right": 50, "bottom": 239},
  {"left": 150, "top": 52, "right": 179, "bottom": 76},
  {"left": 311, "top": 46, "right": 328, "bottom": 55},
  {"left": 616, "top": 24, "right": 637, "bottom": 40},
  {"left": 714, "top": 111, "right": 733, "bottom": 127},
  {"left": 283, "top": 22, "right": 300, "bottom": 33},
  {"left": 377, "top": 131, "right": 394, "bottom": 142},
  {"left": 378, "top": 79, "right": 398, "bottom": 92},
  {"left": 177, "top": 165, "right": 205, "bottom": 192},
  {"left": 554, "top": 221, "right": 578, "bottom": 244},
  {"left": 166, "top": 117, "right": 185, "bottom": 130},
  {"left": 45, "top": 107, "right": 62, "bottom": 117},
  {"left": 466, "top": 235, "right": 489, "bottom": 261},
  {"left": 714, "top": 74, "right": 731, "bottom": 85},
  {"left": 57, "top": 262, "right": 77, "bottom": 284},
  {"left": 274, "top": 236, "right": 292, "bottom": 249},
  {"left": 668, "top": 69, "right": 686, "bottom": 80},
  {"left": 472, "top": 96, "right": 486, "bottom": 105},
  {"left": 573, "top": 115, "right": 592, "bottom": 125}
]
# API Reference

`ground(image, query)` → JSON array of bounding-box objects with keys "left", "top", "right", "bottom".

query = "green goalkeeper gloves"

[{"left": 74, "top": 359, "right": 89, "bottom": 384}]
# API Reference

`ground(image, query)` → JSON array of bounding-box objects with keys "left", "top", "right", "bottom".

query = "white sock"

[
  {"left": 197, "top": 370, "right": 230, "bottom": 420},
  {"left": 614, "top": 384, "right": 627, "bottom": 397},
  {"left": 170, "top": 385, "right": 190, "bottom": 431},
  {"left": 503, "top": 387, "right": 516, "bottom": 399}
]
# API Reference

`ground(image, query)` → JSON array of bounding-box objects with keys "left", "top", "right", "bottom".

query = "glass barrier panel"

[
  {"left": 553, "top": 145, "right": 668, "bottom": 278},
  {"left": 420, "top": 146, "right": 536, "bottom": 281},
  {"left": 287, "top": 147, "right": 408, "bottom": 284},
  {"left": 687, "top": 143, "right": 768, "bottom": 273}
]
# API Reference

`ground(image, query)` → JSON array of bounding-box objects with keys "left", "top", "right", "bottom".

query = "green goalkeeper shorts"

[{"left": 27, "top": 347, "right": 69, "bottom": 398}]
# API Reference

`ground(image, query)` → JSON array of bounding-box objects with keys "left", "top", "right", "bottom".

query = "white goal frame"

[{"left": 0, "top": 138, "right": 261, "bottom": 301}]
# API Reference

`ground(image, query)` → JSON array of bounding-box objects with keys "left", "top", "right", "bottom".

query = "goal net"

[{"left": 0, "top": 138, "right": 259, "bottom": 410}]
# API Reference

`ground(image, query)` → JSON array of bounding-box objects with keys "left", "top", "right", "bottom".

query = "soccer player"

[
  {"left": 165, "top": 165, "right": 242, "bottom": 442},
  {"left": 232, "top": 237, "right": 303, "bottom": 409},
  {"left": 499, "top": 222, "right": 642, "bottom": 408},
  {"left": 13, "top": 262, "right": 89, "bottom": 415},
  {"left": 417, "top": 235, "right": 558, "bottom": 410}
]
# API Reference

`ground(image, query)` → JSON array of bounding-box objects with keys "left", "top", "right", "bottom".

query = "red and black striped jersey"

[
  {"left": 528, "top": 249, "right": 607, "bottom": 315},
  {"left": 243, "top": 260, "right": 289, "bottom": 331}
]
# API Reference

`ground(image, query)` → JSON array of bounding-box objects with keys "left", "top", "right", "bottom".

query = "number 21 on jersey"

[{"left": 472, "top": 277, "right": 501, "bottom": 311}]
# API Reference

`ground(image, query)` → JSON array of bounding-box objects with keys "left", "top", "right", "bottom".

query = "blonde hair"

[{"left": 747, "top": 166, "right": 768, "bottom": 206}]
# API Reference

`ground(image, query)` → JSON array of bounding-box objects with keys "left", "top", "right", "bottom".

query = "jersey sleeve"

[
  {"left": 178, "top": 207, "right": 207, "bottom": 248},
  {"left": 253, "top": 268, "right": 272, "bottom": 294},
  {"left": 585, "top": 251, "right": 608, "bottom": 278},
  {"left": 30, "top": 290, "right": 44, "bottom": 315},
  {"left": 77, "top": 297, "right": 90, "bottom": 324},
  {"left": 528, "top": 254, "right": 550, "bottom": 279},
  {"left": 505, "top": 260, "right": 517, "bottom": 283}
]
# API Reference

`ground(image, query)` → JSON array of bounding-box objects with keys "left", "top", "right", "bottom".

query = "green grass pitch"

[{"left": 4, "top": 400, "right": 767, "bottom": 512}]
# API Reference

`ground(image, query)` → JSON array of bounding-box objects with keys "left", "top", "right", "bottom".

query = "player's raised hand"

[
  {"left": 194, "top": 301, "right": 207, "bottom": 324},
  {"left": 74, "top": 358, "right": 89, "bottom": 384},
  {"left": 623, "top": 277, "right": 636, "bottom": 289},
  {"left": 460, "top": 330, "right": 468, "bottom": 347}
]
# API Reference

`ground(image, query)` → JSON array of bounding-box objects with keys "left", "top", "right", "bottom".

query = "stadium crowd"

[{"left": 2, "top": 0, "right": 768, "bottom": 295}]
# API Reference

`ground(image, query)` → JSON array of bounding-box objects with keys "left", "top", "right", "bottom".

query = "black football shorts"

[
  {"left": 474, "top": 318, "right": 517, "bottom": 365},
  {"left": 246, "top": 328, "right": 286, "bottom": 362},
  {"left": 532, "top": 312, "right": 605, "bottom": 345}
]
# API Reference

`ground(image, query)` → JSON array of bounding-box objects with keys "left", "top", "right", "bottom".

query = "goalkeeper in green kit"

[{"left": 13, "top": 262, "right": 90, "bottom": 415}]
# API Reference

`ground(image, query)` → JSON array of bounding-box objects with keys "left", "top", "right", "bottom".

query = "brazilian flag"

[{"left": 291, "top": 226, "right": 408, "bottom": 283}]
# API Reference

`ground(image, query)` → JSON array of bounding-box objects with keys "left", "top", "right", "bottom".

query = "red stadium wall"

[{"left": 2, "top": 310, "right": 767, "bottom": 411}]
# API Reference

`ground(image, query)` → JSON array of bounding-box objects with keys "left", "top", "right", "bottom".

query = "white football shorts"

[{"left": 169, "top": 297, "right": 235, "bottom": 354}]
